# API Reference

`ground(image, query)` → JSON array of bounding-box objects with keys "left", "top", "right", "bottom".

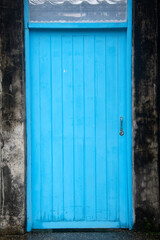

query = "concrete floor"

[{"left": 0, "top": 232, "right": 160, "bottom": 240}]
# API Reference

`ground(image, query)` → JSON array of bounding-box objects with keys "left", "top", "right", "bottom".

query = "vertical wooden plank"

[
  {"left": 30, "top": 32, "right": 41, "bottom": 225},
  {"left": 127, "top": 0, "right": 133, "bottom": 230},
  {"left": 24, "top": 0, "right": 29, "bottom": 29},
  {"left": 62, "top": 35, "right": 74, "bottom": 221},
  {"left": 26, "top": 29, "right": 32, "bottom": 231},
  {"left": 73, "top": 35, "right": 84, "bottom": 221},
  {"left": 105, "top": 31, "right": 119, "bottom": 221},
  {"left": 31, "top": 31, "right": 41, "bottom": 223},
  {"left": 39, "top": 33, "right": 53, "bottom": 221},
  {"left": 118, "top": 30, "right": 128, "bottom": 227},
  {"left": 94, "top": 34, "right": 107, "bottom": 221},
  {"left": 84, "top": 34, "right": 96, "bottom": 221},
  {"left": 51, "top": 34, "right": 64, "bottom": 221}
]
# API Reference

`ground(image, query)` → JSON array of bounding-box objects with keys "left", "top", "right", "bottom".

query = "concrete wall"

[
  {"left": 0, "top": 0, "right": 25, "bottom": 234},
  {"left": 133, "top": 0, "right": 160, "bottom": 231},
  {"left": 0, "top": 0, "right": 159, "bottom": 234}
]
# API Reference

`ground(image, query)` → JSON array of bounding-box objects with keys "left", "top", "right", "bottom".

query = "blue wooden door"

[{"left": 30, "top": 29, "right": 129, "bottom": 229}]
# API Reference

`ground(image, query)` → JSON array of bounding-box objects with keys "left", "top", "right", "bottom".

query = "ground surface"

[{"left": 0, "top": 231, "right": 160, "bottom": 240}]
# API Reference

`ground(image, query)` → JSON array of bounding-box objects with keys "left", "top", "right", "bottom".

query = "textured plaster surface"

[
  {"left": 0, "top": 0, "right": 25, "bottom": 235},
  {"left": 133, "top": 0, "right": 160, "bottom": 231}
]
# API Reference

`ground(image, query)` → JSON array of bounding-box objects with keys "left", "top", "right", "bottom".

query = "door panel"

[{"left": 30, "top": 29, "right": 128, "bottom": 228}]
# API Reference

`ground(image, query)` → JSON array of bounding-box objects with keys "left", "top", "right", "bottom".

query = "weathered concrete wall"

[
  {"left": 133, "top": 0, "right": 160, "bottom": 231},
  {"left": 158, "top": 0, "right": 160, "bottom": 215},
  {"left": 0, "top": 0, "right": 25, "bottom": 235},
  {"left": 0, "top": 0, "right": 159, "bottom": 234}
]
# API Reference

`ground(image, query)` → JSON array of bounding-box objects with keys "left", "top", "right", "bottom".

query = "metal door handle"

[{"left": 119, "top": 117, "right": 124, "bottom": 136}]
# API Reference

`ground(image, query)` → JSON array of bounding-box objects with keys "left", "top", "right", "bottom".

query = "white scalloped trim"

[{"left": 29, "top": 0, "right": 125, "bottom": 6}]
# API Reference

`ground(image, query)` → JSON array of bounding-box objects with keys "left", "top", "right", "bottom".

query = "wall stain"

[
  {"left": 133, "top": 0, "right": 160, "bottom": 231},
  {"left": 0, "top": 0, "right": 25, "bottom": 235}
]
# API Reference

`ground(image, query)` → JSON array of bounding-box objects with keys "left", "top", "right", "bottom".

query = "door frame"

[{"left": 24, "top": 0, "right": 133, "bottom": 232}]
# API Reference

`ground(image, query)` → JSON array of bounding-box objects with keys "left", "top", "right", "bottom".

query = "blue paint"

[
  {"left": 24, "top": 0, "right": 32, "bottom": 231},
  {"left": 118, "top": 31, "right": 128, "bottom": 227},
  {"left": 25, "top": 28, "right": 32, "bottom": 232},
  {"left": 24, "top": 0, "right": 29, "bottom": 29},
  {"left": 28, "top": 22, "right": 128, "bottom": 29},
  {"left": 127, "top": 0, "right": 133, "bottom": 230},
  {"left": 32, "top": 221, "right": 120, "bottom": 229},
  {"left": 51, "top": 36, "right": 64, "bottom": 221},
  {"left": 29, "top": 29, "right": 129, "bottom": 228},
  {"left": 106, "top": 31, "right": 119, "bottom": 221},
  {"left": 25, "top": 0, "right": 133, "bottom": 231}
]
